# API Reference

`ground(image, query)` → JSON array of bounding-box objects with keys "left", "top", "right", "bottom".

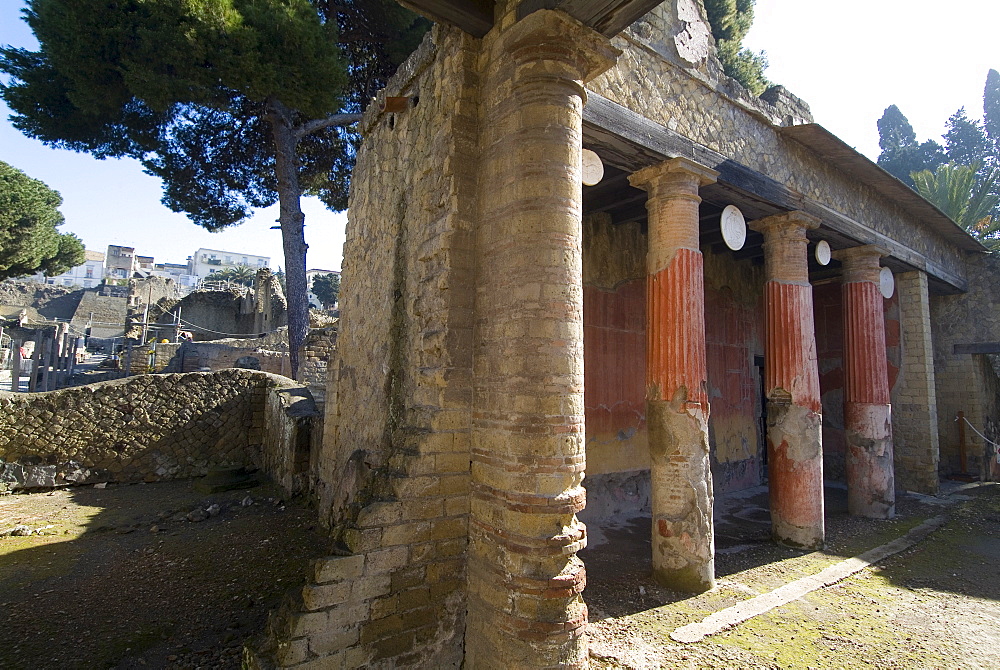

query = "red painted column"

[
  {"left": 629, "top": 157, "right": 718, "bottom": 592},
  {"left": 835, "top": 246, "right": 895, "bottom": 518},
  {"left": 750, "top": 212, "right": 825, "bottom": 550}
]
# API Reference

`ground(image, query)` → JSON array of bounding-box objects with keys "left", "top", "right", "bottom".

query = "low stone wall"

[{"left": 0, "top": 369, "right": 319, "bottom": 495}]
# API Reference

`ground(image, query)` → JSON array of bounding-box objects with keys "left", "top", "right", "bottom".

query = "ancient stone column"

[
  {"left": 835, "top": 246, "right": 895, "bottom": 518},
  {"left": 750, "top": 212, "right": 825, "bottom": 550},
  {"left": 467, "top": 9, "right": 618, "bottom": 669},
  {"left": 629, "top": 158, "right": 718, "bottom": 593}
]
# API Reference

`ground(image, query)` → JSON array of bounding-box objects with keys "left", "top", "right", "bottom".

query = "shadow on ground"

[
  {"left": 0, "top": 478, "right": 325, "bottom": 669},
  {"left": 581, "top": 481, "right": 996, "bottom": 620}
]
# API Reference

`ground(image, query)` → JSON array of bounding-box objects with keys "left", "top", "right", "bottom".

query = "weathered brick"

[{"left": 314, "top": 554, "right": 365, "bottom": 584}]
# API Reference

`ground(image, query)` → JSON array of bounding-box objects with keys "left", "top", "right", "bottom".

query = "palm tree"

[
  {"left": 912, "top": 162, "right": 1000, "bottom": 250},
  {"left": 213, "top": 264, "right": 257, "bottom": 287}
]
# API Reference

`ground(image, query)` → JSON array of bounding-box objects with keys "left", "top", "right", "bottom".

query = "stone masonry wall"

[
  {"left": 255, "top": 26, "right": 479, "bottom": 669},
  {"left": 587, "top": 2, "right": 968, "bottom": 286},
  {"left": 0, "top": 370, "right": 319, "bottom": 496},
  {"left": 931, "top": 252, "right": 1000, "bottom": 480}
]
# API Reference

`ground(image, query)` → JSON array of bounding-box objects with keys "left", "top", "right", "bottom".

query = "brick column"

[
  {"left": 468, "top": 10, "right": 618, "bottom": 669},
  {"left": 629, "top": 157, "right": 718, "bottom": 593},
  {"left": 750, "top": 212, "right": 825, "bottom": 550},
  {"left": 835, "top": 246, "right": 895, "bottom": 518},
  {"left": 892, "top": 271, "right": 940, "bottom": 494}
]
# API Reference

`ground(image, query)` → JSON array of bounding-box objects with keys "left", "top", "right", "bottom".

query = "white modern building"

[
  {"left": 152, "top": 262, "right": 200, "bottom": 294},
  {"left": 32, "top": 249, "right": 105, "bottom": 288},
  {"left": 306, "top": 268, "right": 341, "bottom": 309},
  {"left": 189, "top": 248, "right": 270, "bottom": 279}
]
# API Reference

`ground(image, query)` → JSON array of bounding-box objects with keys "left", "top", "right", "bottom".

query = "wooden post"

[
  {"left": 11, "top": 339, "right": 21, "bottom": 392},
  {"left": 29, "top": 331, "right": 42, "bottom": 392},
  {"left": 40, "top": 332, "right": 55, "bottom": 391},
  {"left": 957, "top": 411, "right": 968, "bottom": 475}
]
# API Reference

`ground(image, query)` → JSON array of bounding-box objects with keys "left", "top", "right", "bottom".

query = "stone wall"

[
  {"left": 156, "top": 327, "right": 335, "bottom": 410},
  {"left": 587, "top": 2, "right": 968, "bottom": 287},
  {"left": 930, "top": 252, "right": 1000, "bottom": 479},
  {"left": 0, "top": 369, "right": 319, "bottom": 496},
  {"left": 258, "top": 26, "right": 478, "bottom": 669},
  {"left": 158, "top": 287, "right": 288, "bottom": 341},
  {"left": 72, "top": 290, "right": 127, "bottom": 339}
]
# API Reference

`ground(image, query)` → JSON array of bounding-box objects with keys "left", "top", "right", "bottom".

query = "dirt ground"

[
  {"left": 1, "top": 479, "right": 997, "bottom": 669},
  {"left": 0, "top": 479, "right": 324, "bottom": 669},
  {"left": 584, "top": 482, "right": 1000, "bottom": 669}
]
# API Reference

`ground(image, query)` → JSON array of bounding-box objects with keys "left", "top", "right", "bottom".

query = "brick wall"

[{"left": 258, "top": 26, "right": 479, "bottom": 669}]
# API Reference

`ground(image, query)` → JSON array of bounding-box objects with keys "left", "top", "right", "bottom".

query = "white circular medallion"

[
  {"left": 879, "top": 267, "right": 895, "bottom": 299},
  {"left": 720, "top": 205, "right": 746, "bottom": 251},
  {"left": 582, "top": 149, "right": 604, "bottom": 186},
  {"left": 815, "top": 239, "right": 831, "bottom": 266}
]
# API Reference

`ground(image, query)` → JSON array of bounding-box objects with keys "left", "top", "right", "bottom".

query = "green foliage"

[
  {"left": 880, "top": 72, "right": 1000, "bottom": 249},
  {"left": 912, "top": 163, "right": 1000, "bottom": 249},
  {"left": 211, "top": 264, "right": 257, "bottom": 286},
  {"left": 0, "top": 160, "right": 85, "bottom": 280},
  {"left": 1, "top": 0, "right": 428, "bottom": 378},
  {"left": 877, "top": 105, "right": 945, "bottom": 186},
  {"left": 311, "top": 272, "right": 340, "bottom": 308},
  {"left": 945, "top": 108, "right": 990, "bottom": 167},
  {"left": 703, "top": 0, "right": 770, "bottom": 95},
  {"left": 985, "top": 69, "right": 1000, "bottom": 148}
]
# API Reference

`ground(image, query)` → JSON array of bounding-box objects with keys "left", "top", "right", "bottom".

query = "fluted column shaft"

[
  {"left": 467, "top": 10, "right": 619, "bottom": 669},
  {"left": 630, "top": 157, "right": 718, "bottom": 593},
  {"left": 836, "top": 246, "right": 895, "bottom": 518},
  {"left": 751, "top": 212, "right": 825, "bottom": 550}
]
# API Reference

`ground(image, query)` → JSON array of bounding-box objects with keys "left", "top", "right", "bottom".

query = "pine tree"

[
  {"left": 703, "top": 0, "right": 770, "bottom": 95},
  {"left": 1, "top": 0, "right": 427, "bottom": 379},
  {"left": 0, "top": 160, "right": 85, "bottom": 280},
  {"left": 876, "top": 105, "right": 945, "bottom": 186}
]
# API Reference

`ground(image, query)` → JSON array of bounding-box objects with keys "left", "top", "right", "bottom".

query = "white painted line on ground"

[{"left": 670, "top": 515, "right": 948, "bottom": 643}]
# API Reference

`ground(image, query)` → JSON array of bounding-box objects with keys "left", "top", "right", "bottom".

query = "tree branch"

[{"left": 295, "top": 113, "right": 363, "bottom": 140}]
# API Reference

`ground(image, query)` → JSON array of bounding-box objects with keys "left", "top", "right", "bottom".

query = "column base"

[
  {"left": 767, "top": 402, "right": 825, "bottom": 551},
  {"left": 648, "top": 399, "right": 715, "bottom": 593},
  {"left": 846, "top": 402, "right": 895, "bottom": 519}
]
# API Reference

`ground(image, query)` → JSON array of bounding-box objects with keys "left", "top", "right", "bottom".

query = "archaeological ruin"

[
  {"left": 4, "top": 1, "right": 1000, "bottom": 668},
  {"left": 255, "top": 1, "right": 1000, "bottom": 667}
]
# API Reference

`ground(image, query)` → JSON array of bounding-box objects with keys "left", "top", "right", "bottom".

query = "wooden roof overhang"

[
  {"left": 397, "top": 0, "right": 664, "bottom": 37},
  {"left": 582, "top": 93, "right": 977, "bottom": 294}
]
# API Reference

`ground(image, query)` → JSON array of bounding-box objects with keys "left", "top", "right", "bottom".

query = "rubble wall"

[{"left": 0, "top": 370, "right": 318, "bottom": 495}]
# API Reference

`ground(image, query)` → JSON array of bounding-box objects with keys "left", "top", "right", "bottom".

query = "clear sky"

[{"left": 2, "top": 1, "right": 998, "bottom": 272}]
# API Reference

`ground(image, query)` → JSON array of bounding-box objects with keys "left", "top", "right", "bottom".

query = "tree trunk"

[{"left": 267, "top": 98, "right": 308, "bottom": 381}]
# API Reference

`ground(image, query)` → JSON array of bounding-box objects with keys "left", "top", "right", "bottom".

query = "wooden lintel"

[
  {"left": 581, "top": 92, "right": 970, "bottom": 294},
  {"left": 518, "top": 0, "right": 663, "bottom": 35},
  {"left": 398, "top": 0, "right": 494, "bottom": 37},
  {"left": 953, "top": 343, "right": 1000, "bottom": 355}
]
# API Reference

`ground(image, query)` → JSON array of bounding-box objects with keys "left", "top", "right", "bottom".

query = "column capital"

[
  {"left": 833, "top": 245, "right": 886, "bottom": 284},
  {"left": 497, "top": 9, "right": 620, "bottom": 83},
  {"left": 629, "top": 157, "right": 719, "bottom": 201},
  {"left": 751, "top": 211, "right": 819, "bottom": 284},
  {"left": 749, "top": 210, "right": 820, "bottom": 237}
]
